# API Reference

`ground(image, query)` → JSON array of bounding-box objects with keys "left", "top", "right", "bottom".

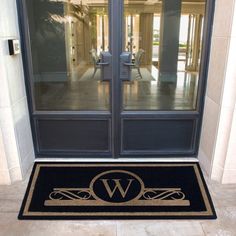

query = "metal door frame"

[
  {"left": 115, "top": 0, "right": 215, "bottom": 158},
  {"left": 16, "top": 0, "right": 216, "bottom": 158}
]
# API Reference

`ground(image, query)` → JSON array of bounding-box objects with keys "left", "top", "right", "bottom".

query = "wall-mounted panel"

[
  {"left": 35, "top": 118, "right": 111, "bottom": 154},
  {"left": 122, "top": 119, "right": 196, "bottom": 154}
]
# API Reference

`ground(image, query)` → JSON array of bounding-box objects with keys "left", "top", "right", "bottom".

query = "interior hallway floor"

[
  {"left": 34, "top": 66, "right": 198, "bottom": 111},
  {"left": 0, "top": 166, "right": 236, "bottom": 236}
]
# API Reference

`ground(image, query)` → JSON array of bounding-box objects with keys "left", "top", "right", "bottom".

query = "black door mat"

[{"left": 18, "top": 162, "right": 216, "bottom": 220}]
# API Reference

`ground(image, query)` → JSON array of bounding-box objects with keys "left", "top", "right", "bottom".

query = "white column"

[
  {"left": 158, "top": 0, "right": 182, "bottom": 82},
  {"left": 211, "top": 8, "right": 236, "bottom": 183},
  {"left": 199, "top": 0, "right": 236, "bottom": 184},
  {"left": 0, "top": 0, "right": 34, "bottom": 185},
  {"left": 139, "top": 13, "right": 153, "bottom": 65}
]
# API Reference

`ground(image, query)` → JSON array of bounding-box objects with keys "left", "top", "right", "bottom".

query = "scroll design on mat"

[
  {"left": 143, "top": 188, "right": 186, "bottom": 200},
  {"left": 49, "top": 188, "right": 92, "bottom": 200}
]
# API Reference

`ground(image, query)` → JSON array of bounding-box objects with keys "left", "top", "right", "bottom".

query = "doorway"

[{"left": 18, "top": 0, "right": 213, "bottom": 158}]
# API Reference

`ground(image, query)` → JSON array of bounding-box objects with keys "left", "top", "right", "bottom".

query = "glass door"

[
  {"left": 19, "top": 0, "right": 211, "bottom": 158},
  {"left": 119, "top": 0, "right": 207, "bottom": 156},
  {"left": 22, "top": 0, "right": 113, "bottom": 157}
]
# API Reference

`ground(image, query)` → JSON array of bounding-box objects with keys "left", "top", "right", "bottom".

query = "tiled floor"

[
  {"left": 0, "top": 168, "right": 236, "bottom": 236},
  {"left": 35, "top": 66, "right": 198, "bottom": 111}
]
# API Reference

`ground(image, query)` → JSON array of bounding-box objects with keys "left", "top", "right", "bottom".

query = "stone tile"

[
  {"left": 12, "top": 98, "right": 34, "bottom": 163},
  {"left": 201, "top": 207, "right": 236, "bottom": 236},
  {"left": 198, "top": 149, "right": 212, "bottom": 176},
  {"left": 211, "top": 164, "right": 224, "bottom": 183},
  {"left": 222, "top": 169, "right": 236, "bottom": 184},
  {"left": 204, "top": 228, "right": 236, "bottom": 236},
  {"left": 117, "top": 221, "right": 205, "bottom": 236},
  {"left": 9, "top": 167, "right": 23, "bottom": 183},
  {"left": 0, "top": 170, "right": 11, "bottom": 185},
  {"left": 0, "top": 39, "right": 26, "bottom": 107},
  {"left": 0, "top": 107, "right": 13, "bottom": 126},
  {"left": 224, "top": 109, "right": 236, "bottom": 171},
  {"left": 0, "top": 37, "right": 25, "bottom": 106},
  {"left": 0, "top": 117, "right": 20, "bottom": 169},
  {"left": 0, "top": 177, "right": 26, "bottom": 195},
  {"left": 206, "top": 37, "right": 229, "bottom": 105},
  {"left": 232, "top": 3, "right": 236, "bottom": 37},
  {"left": 212, "top": 107, "right": 235, "bottom": 168},
  {"left": 0, "top": 213, "right": 117, "bottom": 236},
  {"left": 0, "top": 0, "right": 20, "bottom": 37},
  {"left": 207, "top": 182, "right": 236, "bottom": 208},
  {"left": 0, "top": 199, "right": 22, "bottom": 213},
  {"left": 20, "top": 151, "right": 34, "bottom": 179},
  {"left": 0, "top": 45, "right": 11, "bottom": 108},
  {"left": 0, "top": 121, "right": 11, "bottom": 185},
  {"left": 221, "top": 36, "right": 236, "bottom": 109},
  {"left": 0, "top": 186, "right": 26, "bottom": 199},
  {"left": 200, "top": 97, "right": 220, "bottom": 159},
  {"left": 224, "top": 207, "right": 236, "bottom": 221},
  {"left": 0, "top": 126, "right": 8, "bottom": 170},
  {"left": 212, "top": 0, "right": 235, "bottom": 37},
  {"left": 4, "top": 55, "right": 26, "bottom": 106}
]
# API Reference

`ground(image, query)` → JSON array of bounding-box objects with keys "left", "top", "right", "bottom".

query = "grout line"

[
  {"left": 199, "top": 222, "right": 208, "bottom": 236},
  {"left": 115, "top": 221, "right": 118, "bottom": 236}
]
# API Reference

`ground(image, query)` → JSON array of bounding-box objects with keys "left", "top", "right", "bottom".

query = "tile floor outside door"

[{"left": 0, "top": 166, "right": 236, "bottom": 236}]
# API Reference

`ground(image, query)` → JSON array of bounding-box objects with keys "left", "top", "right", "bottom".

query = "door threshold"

[{"left": 35, "top": 157, "right": 199, "bottom": 162}]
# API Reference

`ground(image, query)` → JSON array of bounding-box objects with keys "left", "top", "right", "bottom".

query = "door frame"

[
  {"left": 113, "top": 0, "right": 215, "bottom": 158},
  {"left": 16, "top": 0, "right": 216, "bottom": 158}
]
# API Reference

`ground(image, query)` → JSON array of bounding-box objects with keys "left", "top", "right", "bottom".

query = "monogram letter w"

[{"left": 100, "top": 179, "right": 134, "bottom": 198}]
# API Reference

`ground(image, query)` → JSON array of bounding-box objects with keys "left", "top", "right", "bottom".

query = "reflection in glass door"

[
  {"left": 120, "top": 0, "right": 208, "bottom": 156},
  {"left": 26, "top": 0, "right": 110, "bottom": 111},
  {"left": 122, "top": 0, "right": 205, "bottom": 111},
  {"left": 20, "top": 0, "right": 213, "bottom": 157},
  {"left": 23, "top": 0, "right": 113, "bottom": 156}
]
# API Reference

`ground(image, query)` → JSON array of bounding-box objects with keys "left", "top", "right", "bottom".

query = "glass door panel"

[
  {"left": 26, "top": 0, "right": 110, "bottom": 111},
  {"left": 20, "top": 0, "right": 213, "bottom": 157},
  {"left": 122, "top": 0, "right": 206, "bottom": 111}
]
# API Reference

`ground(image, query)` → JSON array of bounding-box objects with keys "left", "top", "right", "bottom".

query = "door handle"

[
  {"left": 123, "top": 62, "right": 134, "bottom": 66},
  {"left": 120, "top": 52, "right": 132, "bottom": 81},
  {"left": 100, "top": 52, "right": 112, "bottom": 81},
  {"left": 97, "top": 62, "right": 110, "bottom": 66}
]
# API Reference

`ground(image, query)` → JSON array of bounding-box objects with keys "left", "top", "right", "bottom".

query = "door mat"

[{"left": 18, "top": 162, "right": 216, "bottom": 220}]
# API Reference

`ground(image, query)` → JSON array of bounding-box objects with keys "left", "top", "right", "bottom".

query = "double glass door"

[{"left": 21, "top": 0, "right": 209, "bottom": 157}]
